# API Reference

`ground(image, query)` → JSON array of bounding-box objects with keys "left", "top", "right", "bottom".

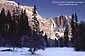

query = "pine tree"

[
  {"left": 15, "top": 12, "right": 22, "bottom": 48},
  {"left": 4, "top": 10, "right": 12, "bottom": 46},
  {"left": 32, "top": 5, "right": 39, "bottom": 31},
  {"left": 64, "top": 25, "right": 69, "bottom": 47},
  {"left": 19, "top": 9, "right": 32, "bottom": 47},
  {"left": 79, "top": 21, "right": 85, "bottom": 51},
  {"left": 0, "top": 8, "right": 9, "bottom": 47},
  {"left": 29, "top": 5, "right": 45, "bottom": 54},
  {"left": 75, "top": 13, "right": 78, "bottom": 24},
  {"left": 43, "top": 34, "right": 49, "bottom": 47},
  {"left": 7, "top": 10, "right": 11, "bottom": 34},
  {"left": 0, "top": 8, "right": 6, "bottom": 46},
  {"left": 6, "top": 10, "right": 17, "bottom": 47},
  {"left": 10, "top": 9, "right": 18, "bottom": 50},
  {"left": 74, "top": 13, "right": 80, "bottom": 51},
  {"left": 71, "top": 14, "right": 75, "bottom": 36},
  {"left": 71, "top": 13, "right": 79, "bottom": 48},
  {"left": 70, "top": 14, "right": 75, "bottom": 47},
  {"left": 19, "top": 10, "right": 30, "bottom": 35},
  {"left": 0, "top": 8, "right": 6, "bottom": 35},
  {"left": 18, "top": 9, "right": 24, "bottom": 35},
  {"left": 0, "top": 9, "right": 12, "bottom": 47},
  {"left": 55, "top": 38, "right": 58, "bottom": 47}
]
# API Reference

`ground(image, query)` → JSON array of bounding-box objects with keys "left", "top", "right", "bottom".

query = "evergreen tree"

[
  {"left": 19, "top": 10, "right": 30, "bottom": 35},
  {"left": 29, "top": 5, "right": 45, "bottom": 54},
  {"left": 0, "top": 8, "right": 6, "bottom": 23},
  {"left": 74, "top": 13, "right": 80, "bottom": 51},
  {"left": 6, "top": 10, "right": 11, "bottom": 34},
  {"left": 78, "top": 21, "right": 85, "bottom": 51},
  {"left": 71, "top": 13, "right": 79, "bottom": 49},
  {"left": 64, "top": 25, "right": 69, "bottom": 47},
  {"left": 75, "top": 13, "right": 78, "bottom": 24},
  {"left": 55, "top": 38, "right": 58, "bottom": 47},
  {"left": 15, "top": 12, "right": 21, "bottom": 48},
  {"left": 43, "top": 34, "right": 49, "bottom": 47},
  {"left": 18, "top": 9, "right": 32, "bottom": 47},
  {"left": 6, "top": 10, "right": 17, "bottom": 47},
  {"left": 9, "top": 9, "right": 19, "bottom": 50},
  {"left": 70, "top": 14, "right": 75, "bottom": 47},
  {"left": 71, "top": 14, "right": 75, "bottom": 36},
  {"left": 32, "top": 5, "right": 39, "bottom": 31},
  {"left": 23, "top": 10, "right": 32, "bottom": 37},
  {"left": 0, "top": 8, "right": 6, "bottom": 35},
  {"left": 0, "top": 8, "right": 9, "bottom": 46},
  {"left": 4, "top": 10, "right": 12, "bottom": 46},
  {"left": 0, "top": 8, "right": 6, "bottom": 46}
]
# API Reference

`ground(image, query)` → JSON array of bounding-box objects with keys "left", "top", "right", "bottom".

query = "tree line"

[
  {"left": 68, "top": 13, "right": 85, "bottom": 51},
  {"left": 0, "top": 6, "right": 49, "bottom": 54},
  {"left": 55, "top": 13, "right": 85, "bottom": 51},
  {"left": 0, "top": 8, "right": 32, "bottom": 47}
]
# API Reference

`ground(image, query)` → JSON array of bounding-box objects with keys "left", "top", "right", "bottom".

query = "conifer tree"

[
  {"left": 70, "top": 14, "right": 75, "bottom": 47},
  {"left": 4, "top": 10, "right": 12, "bottom": 46},
  {"left": 44, "top": 34, "right": 49, "bottom": 47},
  {"left": 71, "top": 13, "right": 79, "bottom": 47},
  {"left": 75, "top": 13, "right": 78, "bottom": 24},
  {"left": 78, "top": 21, "right": 85, "bottom": 51},
  {"left": 10, "top": 9, "right": 19, "bottom": 50},
  {"left": 6, "top": 10, "right": 11, "bottom": 34},
  {"left": 32, "top": 5, "right": 39, "bottom": 31},
  {"left": 0, "top": 8, "right": 6, "bottom": 46},
  {"left": 0, "top": 8, "right": 6, "bottom": 35},
  {"left": 29, "top": 5, "right": 45, "bottom": 54},
  {"left": 15, "top": 12, "right": 21, "bottom": 48},
  {"left": 74, "top": 13, "right": 80, "bottom": 51},
  {"left": 64, "top": 25, "right": 69, "bottom": 47},
  {"left": 19, "top": 10, "right": 30, "bottom": 35},
  {"left": 18, "top": 9, "right": 32, "bottom": 47}
]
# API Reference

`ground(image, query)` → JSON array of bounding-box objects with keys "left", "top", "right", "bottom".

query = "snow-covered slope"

[{"left": 0, "top": 47, "right": 85, "bottom": 56}]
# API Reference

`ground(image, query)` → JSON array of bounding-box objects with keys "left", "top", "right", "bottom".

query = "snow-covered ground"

[{"left": 0, "top": 47, "right": 85, "bottom": 56}]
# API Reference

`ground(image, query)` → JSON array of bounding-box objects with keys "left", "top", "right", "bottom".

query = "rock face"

[
  {"left": 0, "top": 0, "right": 8, "bottom": 2},
  {"left": 53, "top": 16, "right": 72, "bottom": 40},
  {"left": 0, "top": 1, "right": 44, "bottom": 26},
  {"left": 0, "top": 1, "right": 72, "bottom": 40},
  {"left": 0, "top": 1, "right": 48, "bottom": 37},
  {"left": 43, "top": 16, "right": 72, "bottom": 40}
]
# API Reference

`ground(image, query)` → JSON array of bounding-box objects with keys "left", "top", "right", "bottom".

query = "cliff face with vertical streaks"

[{"left": 0, "top": 1, "right": 72, "bottom": 40}]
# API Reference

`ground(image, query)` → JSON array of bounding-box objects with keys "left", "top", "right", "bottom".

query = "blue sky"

[{"left": 15, "top": 0, "right": 85, "bottom": 21}]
